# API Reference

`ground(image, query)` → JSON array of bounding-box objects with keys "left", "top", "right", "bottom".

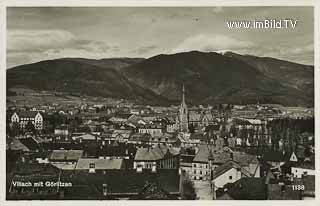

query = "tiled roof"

[
  {"left": 134, "top": 145, "right": 180, "bottom": 161},
  {"left": 16, "top": 111, "right": 40, "bottom": 118},
  {"left": 212, "top": 160, "right": 252, "bottom": 180},
  {"left": 69, "top": 169, "right": 180, "bottom": 195},
  {"left": 49, "top": 150, "right": 83, "bottom": 161},
  {"left": 75, "top": 158, "right": 124, "bottom": 170},
  {"left": 233, "top": 152, "right": 259, "bottom": 166},
  {"left": 193, "top": 144, "right": 227, "bottom": 163},
  {"left": 129, "top": 133, "right": 151, "bottom": 142},
  {"left": 226, "top": 177, "right": 267, "bottom": 200}
]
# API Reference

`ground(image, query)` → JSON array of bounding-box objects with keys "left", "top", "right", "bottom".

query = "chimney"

[
  {"left": 102, "top": 183, "right": 108, "bottom": 197},
  {"left": 89, "top": 163, "right": 96, "bottom": 173}
]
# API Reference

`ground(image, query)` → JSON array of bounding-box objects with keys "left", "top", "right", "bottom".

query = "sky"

[{"left": 7, "top": 7, "right": 314, "bottom": 68}]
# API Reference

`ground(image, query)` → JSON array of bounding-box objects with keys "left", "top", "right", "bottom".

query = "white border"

[{"left": 1, "top": 1, "right": 319, "bottom": 206}]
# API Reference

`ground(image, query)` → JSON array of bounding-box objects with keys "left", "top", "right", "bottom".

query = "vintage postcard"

[{"left": 2, "top": 0, "right": 318, "bottom": 204}]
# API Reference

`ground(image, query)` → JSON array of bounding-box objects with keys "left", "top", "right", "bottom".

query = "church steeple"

[
  {"left": 182, "top": 83, "right": 186, "bottom": 106},
  {"left": 179, "top": 83, "right": 189, "bottom": 133}
]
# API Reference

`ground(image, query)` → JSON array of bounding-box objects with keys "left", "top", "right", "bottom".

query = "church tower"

[{"left": 179, "top": 84, "right": 189, "bottom": 133}]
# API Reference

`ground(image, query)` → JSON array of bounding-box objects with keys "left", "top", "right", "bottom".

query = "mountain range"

[{"left": 7, "top": 51, "right": 314, "bottom": 107}]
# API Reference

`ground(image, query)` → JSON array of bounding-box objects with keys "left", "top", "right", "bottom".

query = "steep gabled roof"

[
  {"left": 134, "top": 145, "right": 180, "bottom": 161},
  {"left": 212, "top": 160, "right": 252, "bottom": 180}
]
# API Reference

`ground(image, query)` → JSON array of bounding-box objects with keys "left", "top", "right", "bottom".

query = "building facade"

[{"left": 11, "top": 111, "right": 43, "bottom": 130}]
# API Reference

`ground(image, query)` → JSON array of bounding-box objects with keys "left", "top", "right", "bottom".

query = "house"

[
  {"left": 291, "top": 163, "right": 315, "bottom": 178},
  {"left": 97, "top": 143, "right": 136, "bottom": 160},
  {"left": 54, "top": 125, "right": 70, "bottom": 136},
  {"left": 68, "top": 169, "right": 180, "bottom": 200},
  {"left": 72, "top": 133, "right": 99, "bottom": 143},
  {"left": 149, "top": 133, "right": 178, "bottom": 147},
  {"left": 179, "top": 147, "right": 196, "bottom": 176},
  {"left": 216, "top": 177, "right": 267, "bottom": 200},
  {"left": 211, "top": 160, "right": 252, "bottom": 191},
  {"left": 134, "top": 145, "right": 180, "bottom": 172},
  {"left": 111, "top": 129, "right": 132, "bottom": 143},
  {"left": 128, "top": 133, "right": 151, "bottom": 145},
  {"left": 191, "top": 145, "right": 215, "bottom": 181},
  {"left": 192, "top": 144, "right": 234, "bottom": 181},
  {"left": 108, "top": 114, "right": 133, "bottom": 124},
  {"left": 75, "top": 158, "right": 125, "bottom": 173},
  {"left": 261, "top": 151, "right": 297, "bottom": 171},
  {"left": 11, "top": 111, "right": 43, "bottom": 130},
  {"left": 138, "top": 124, "right": 163, "bottom": 136},
  {"left": 49, "top": 150, "right": 83, "bottom": 170}
]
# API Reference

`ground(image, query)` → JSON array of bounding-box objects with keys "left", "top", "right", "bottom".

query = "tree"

[{"left": 9, "top": 122, "right": 20, "bottom": 137}]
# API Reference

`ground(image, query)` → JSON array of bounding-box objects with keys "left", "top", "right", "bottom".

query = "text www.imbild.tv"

[{"left": 226, "top": 19, "right": 298, "bottom": 29}]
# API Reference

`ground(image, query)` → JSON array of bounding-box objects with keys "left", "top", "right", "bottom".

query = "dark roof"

[
  {"left": 262, "top": 151, "right": 289, "bottom": 162},
  {"left": 70, "top": 169, "right": 180, "bottom": 195},
  {"left": 98, "top": 144, "right": 136, "bottom": 157},
  {"left": 12, "top": 162, "right": 59, "bottom": 175},
  {"left": 16, "top": 111, "right": 40, "bottom": 118},
  {"left": 223, "top": 177, "right": 267, "bottom": 200},
  {"left": 19, "top": 137, "right": 40, "bottom": 151}
]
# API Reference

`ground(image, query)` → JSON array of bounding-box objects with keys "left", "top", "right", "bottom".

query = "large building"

[
  {"left": 179, "top": 84, "right": 189, "bottom": 133},
  {"left": 11, "top": 111, "right": 43, "bottom": 130}
]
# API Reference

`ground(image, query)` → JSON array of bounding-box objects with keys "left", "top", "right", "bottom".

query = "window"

[
  {"left": 200, "top": 171, "right": 202, "bottom": 175},
  {"left": 229, "top": 176, "right": 232, "bottom": 180},
  {"left": 89, "top": 163, "right": 95, "bottom": 168}
]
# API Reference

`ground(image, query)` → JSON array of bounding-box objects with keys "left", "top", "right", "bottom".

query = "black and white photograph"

[{"left": 4, "top": 4, "right": 316, "bottom": 201}]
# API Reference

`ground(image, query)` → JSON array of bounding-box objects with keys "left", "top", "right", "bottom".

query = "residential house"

[
  {"left": 134, "top": 145, "right": 180, "bottom": 172},
  {"left": 75, "top": 158, "right": 124, "bottom": 173},
  {"left": 49, "top": 150, "right": 83, "bottom": 171},
  {"left": 211, "top": 160, "right": 252, "bottom": 191}
]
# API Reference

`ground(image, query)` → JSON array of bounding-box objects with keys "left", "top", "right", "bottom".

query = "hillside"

[
  {"left": 7, "top": 51, "right": 314, "bottom": 106},
  {"left": 7, "top": 59, "right": 169, "bottom": 105},
  {"left": 123, "top": 51, "right": 314, "bottom": 106}
]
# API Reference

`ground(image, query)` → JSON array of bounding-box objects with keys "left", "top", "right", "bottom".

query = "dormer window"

[{"left": 89, "top": 163, "right": 96, "bottom": 173}]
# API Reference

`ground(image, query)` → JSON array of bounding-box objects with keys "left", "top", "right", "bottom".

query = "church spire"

[
  {"left": 179, "top": 83, "right": 188, "bottom": 133},
  {"left": 182, "top": 83, "right": 186, "bottom": 105}
]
